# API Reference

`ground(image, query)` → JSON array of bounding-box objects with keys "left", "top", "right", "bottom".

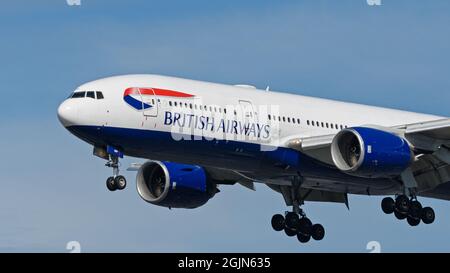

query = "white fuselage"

[
  {"left": 58, "top": 74, "right": 441, "bottom": 145},
  {"left": 57, "top": 74, "right": 444, "bottom": 195}
]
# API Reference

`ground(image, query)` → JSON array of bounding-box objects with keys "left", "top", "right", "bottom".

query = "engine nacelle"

[
  {"left": 331, "top": 127, "right": 413, "bottom": 178},
  {"left": 136, "top": 161, "right": 217, "bottom": 209}
]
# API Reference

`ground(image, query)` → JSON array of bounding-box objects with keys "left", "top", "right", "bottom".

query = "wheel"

[
  {"left": 311, "top": 224, "right": 325, "bottom": 241},
  {"left": 284, "top": 227, "right": 297, "bottom": 237},
  {"left": 298, "top": 217, "right": 313, "bottom": 235},
  {"left": 106, "top": 177, "right": 116, "bottom": 191},
  {"left": 408, "top": 200, "right": 422, "bottom": 219},
  {"left": 381, "top": 197, "right": 395, "bottom": 214},
  {"left": 114, "top": 175, "right": 127, "bottom": 190},
  {"left": 394, "top": 210, "right": 407, "bottom": 220},
  {"left": 407, "top": 216, "right": 420, "bottom": 227},
  {"left": 285, "top": 212, "right": 300, "bottom": 229},
  {"left": 395, "top": 195, "right": 410, "bottom": 213},
  {"left": 421, "top": 207, "right": 435, "bottom": 224},
  {"left": 271, "top": 214, "right": 285, "bottom": 232},
  {"left": 297, "top": 233, "right": 311, "bottom": 243}
]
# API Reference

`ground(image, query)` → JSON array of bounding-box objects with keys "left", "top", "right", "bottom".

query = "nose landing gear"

[{"left": 104, "top": 153, "right": 127, "bottom": 192}]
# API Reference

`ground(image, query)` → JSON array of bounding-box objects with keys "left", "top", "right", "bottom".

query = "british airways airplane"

[{"left": 57, "top": 74, "right": 450, "bottom": 244}]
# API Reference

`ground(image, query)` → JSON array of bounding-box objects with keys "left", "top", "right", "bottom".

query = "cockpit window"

[
  {"left": 96, "top": 91, "right": 104, "bottom": 99},
  {"left": 71, "top": 92, "right": 86, "bottom": 98},
  {"left": 86, "top": 91, "right": 95, "bottom": 99}
]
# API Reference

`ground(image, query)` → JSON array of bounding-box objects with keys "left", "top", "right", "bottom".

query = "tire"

[
  {"left": 284, "top": 227, "right": 297, "bottom": 237},
  {"left": 381, "top": 197, "right": 395, "bottom": 214},
  {"left": 395, "top": 195, "right": 410, "bottom": 213},
  {"left": 298, "top": 217, "right": 313, "bottom": 235},
  {"left": 421, "top": 207, "right": 435, "bottom": 224},
  {"left": 311, "top": 224, "right": 325, "bottom": 241},
  {"left": 114, "top": 175, "right": 127, "bottom": 190},
  {"left": 297, "top": 233, "right": 311, "bottom": 243},
  {"left": 106, "top": 177, "right": 116, "bottom": 191},
  {"left": 408, "top": 201, "right": 422, "bottom": 219},
  {"left": 271, "top": 214, "right": 285, "bottom": 232},
  {"left": 407, "top": 216, "right": 420, "bottom": 227},
  {"left": 394, "top": 210, "right": 407, "bottom": 220},
  {"left": 285, "top": 212, "right": 300, "bottom": 229}
]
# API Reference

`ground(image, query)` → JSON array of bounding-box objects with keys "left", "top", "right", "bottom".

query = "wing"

[
  {"left": 287, "top": 118, "right": 450, "bottom": 161},
  {"left": 286, "top": 118, "right": 450, "bottom": 200}
]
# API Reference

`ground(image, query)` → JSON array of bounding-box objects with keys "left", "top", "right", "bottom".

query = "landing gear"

[
  {"left": 311, "top": 224, "right": 325, "bottom": 241},
  {"left": 106, "top": 177, "right": 116, "bottom": 191},
  {"left": 297, "top": 233, "right": 311, "bottom": 243},
  {"left": 421, "top": 207, "right": 435, "bottom": 224},
  {"left": 381, "top": 197, "right": 395, "bottom": 214},
  {"left": 271, "top": 214, "right": 285, "bottom": 231},
  {"left": 271, "top": 212, "right": 324, "bottom": 244},
  {"left": 271, "top": 175, "right": 326, "bottom": 244},
  {"left": 381, "top": 195, "right": 435, "bottom": 226},
  {"left": 105, "top": 155, "right": 127, "bottom": 191},
  {"left": 285, "top": 212, "right": 300, "bottom": 229}
]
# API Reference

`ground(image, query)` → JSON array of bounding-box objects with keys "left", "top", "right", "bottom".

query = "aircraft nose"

[{"left": 57, "top": 100, "right": 78, "bottom": 127}]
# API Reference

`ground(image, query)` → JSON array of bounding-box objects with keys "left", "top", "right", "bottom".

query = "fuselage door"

[
  {"left": 138, "top": 88, "right": 158, "bottom": 117},
  {"left": 239, "top": 100, "right": 257, "bottom": 124}
]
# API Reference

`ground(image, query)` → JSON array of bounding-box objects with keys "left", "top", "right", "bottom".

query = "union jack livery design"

[{"left": 123, "top": 87, "right": 195, "bottom": 110}]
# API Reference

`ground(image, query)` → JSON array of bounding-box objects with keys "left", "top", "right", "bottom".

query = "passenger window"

[
  {"left": 96, "top": 91, "right": 104, "bottom": 99},
  {"left": 287, "top": 117, "right": 291, "bottom": 123},
  {"left": 297, "top": 118, "right": 300, "bottom": 124},
  {"left": 169, "top": 101, "right": 172, "bottom": 106},
  {"left": 71, "top": 92, "right": 86, "bottom": 98},
  {"left": 282, "top": 117, "right": 286, "bottom": 122},
  {"left": 307, "top": 120, "right": 310, "bottom": 126}
]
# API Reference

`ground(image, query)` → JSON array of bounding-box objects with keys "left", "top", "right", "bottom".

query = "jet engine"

[
  {"left": 136, "top": 161, "right": 217, "bottom": 209},
  {"left": 331, "top": 127, "right": 413, "bottom": 178}
]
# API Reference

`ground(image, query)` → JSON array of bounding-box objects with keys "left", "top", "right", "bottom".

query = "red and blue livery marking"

[{"left": 124, "top": 87, "right": 195, "bottom": 110}]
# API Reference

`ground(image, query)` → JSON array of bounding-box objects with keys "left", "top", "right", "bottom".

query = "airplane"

[{"left": 57, "top": 74, "right": 450, "bottom": 244}]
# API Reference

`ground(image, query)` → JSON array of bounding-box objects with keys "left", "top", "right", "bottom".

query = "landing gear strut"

[
  {"left": 381, "top": 195, "right": 435, "bottom": 226},
  {"left": 105, "top": 155, "right": 127, "bottom": 191},
  {"left": 271, "top": 176, "right": 325, "bottom": 244}
]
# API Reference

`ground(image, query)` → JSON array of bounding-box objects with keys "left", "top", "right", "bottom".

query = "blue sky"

[{"left": 1, "top": 0, "right": 450, "bottom": 252}]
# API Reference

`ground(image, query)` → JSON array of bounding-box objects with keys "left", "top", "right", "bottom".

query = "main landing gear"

[
  {"left": 271, "top": 210, "right": 325, "bottom": 244},
  {"left": 105, "top": 155, "right": 127, "bottom": 192},
  {"left": 271, "top": 176, "right": 325, "bottom": 244},
  {"left": 381, "top": 195, "right": 435, "bottom": 226}
]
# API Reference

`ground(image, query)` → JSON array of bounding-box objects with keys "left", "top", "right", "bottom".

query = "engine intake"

[
  {"left": 136, "top": 161, "right": 216, "bottom": 209},
  {"left": 331, "top": 127, "right": 413, "bottom": 178}
]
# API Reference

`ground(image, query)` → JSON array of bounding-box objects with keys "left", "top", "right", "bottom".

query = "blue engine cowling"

[
  {"left": 136, "top": 161, "right": 217, "bottom": 209},
  {"left": 331, "top": 127, "right": 413, "bottom": 178}
]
